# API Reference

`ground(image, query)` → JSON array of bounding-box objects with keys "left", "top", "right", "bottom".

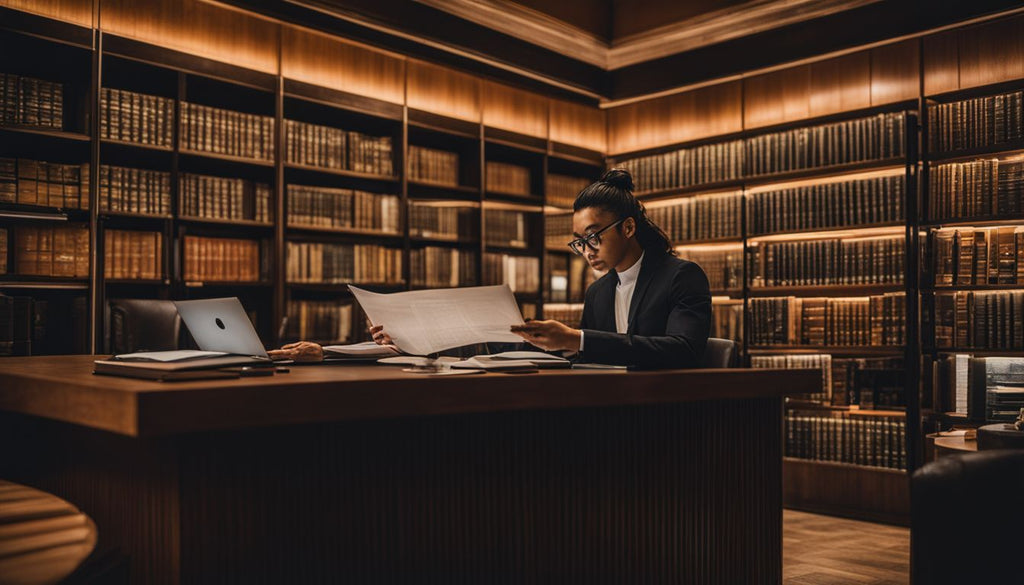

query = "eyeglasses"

[{"left": 567, "top": 218, "right": 625, "bottom": 256}]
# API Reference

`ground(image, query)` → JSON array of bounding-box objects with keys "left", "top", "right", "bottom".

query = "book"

[
  {"left": 486, "top": 161, "right": 532, "bottom": 196},
  {"left": 407, "top": 145, "right": 459, "bottom": 186}
]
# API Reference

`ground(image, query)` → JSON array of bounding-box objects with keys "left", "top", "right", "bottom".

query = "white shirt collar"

[{"left": 616, "top": 251, "right": 644, "bottom": 287}]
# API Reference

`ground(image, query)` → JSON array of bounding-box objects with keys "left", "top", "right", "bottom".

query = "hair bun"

[{"left": 600, "top": 168, "right": 635, "bottom": 192}]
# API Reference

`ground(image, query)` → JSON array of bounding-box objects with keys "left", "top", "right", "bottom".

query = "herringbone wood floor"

[{"left": 784, "top": 509, "right": 909, "bottom": 585}]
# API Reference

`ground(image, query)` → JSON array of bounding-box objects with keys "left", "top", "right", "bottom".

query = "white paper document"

[
  {"left": 323, "top": 341, "right": 401, "bottom": 357},
  {"left": 349, "top": 285, "right": 525, "bottom": 356},
  {"left": 114, "top": 349, "right": 228, "bottom": 362}
]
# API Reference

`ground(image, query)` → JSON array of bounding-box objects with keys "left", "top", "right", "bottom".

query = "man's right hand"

[{"left": 370, "top": 324, "right": 393, "bottom": 346}]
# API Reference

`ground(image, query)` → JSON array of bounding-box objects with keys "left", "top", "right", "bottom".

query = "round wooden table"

[
  {"left": 929, "top": 434, "right": 978, "bottom": 459},
  {"left": 0, "top": 479, "right": 97, "bottom": 585}
]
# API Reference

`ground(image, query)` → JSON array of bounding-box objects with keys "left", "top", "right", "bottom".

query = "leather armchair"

[
  {"left": 701, "top": 337, "right": 738, "bottom": 368},
  {"left": 105, "top": 299, "right": 184, "bottom": 354}
]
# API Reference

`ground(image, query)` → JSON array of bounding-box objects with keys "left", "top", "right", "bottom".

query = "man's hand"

[
  {"left": 268, "top": 341, "right": 324, "bottom": 362},
  {"left": 369, "top": 324, "right": 393, "bottom": 345},
  {"left": 510, "top": 320, "right": 582, "bottom": 352}
]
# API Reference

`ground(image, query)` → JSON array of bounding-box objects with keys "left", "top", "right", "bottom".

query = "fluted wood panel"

[
  {"left": 783, "top": 458, "right": 909, "bottom": 526},
  {"left": 0, "top": 0, "right": 92, "bottom": 27},
  {"left": 606, "top": 82, "right": 742, "bottom": 154},
  {"left": 407, "top": 60, "right": 481, "bottom": 122},
  {"left": 100, "top": 0, "right": 279, "bottom": 74},
  {"left": 549, "top": 98, "right": 605, "bottom": 152},
  {"left": 923, "top": 30, "right": 960, "bottom": 96},
  {"left": 957, "top": 14, "right": 1024, "bottom": 91},
  {"left": 744, "top": 65, "right": 812, "bottom": 129},
  {"left": 282, "top": 25, "right": 405, "bottom": 105},
  {"left": 809, "top": 52, "right": 871, "bottom": 117},
  {"left": 871, "top": 39, "right": 920, "bottom": 106},
  {"left": 482, "top": 80, "right": 549, "bottom": 138}
]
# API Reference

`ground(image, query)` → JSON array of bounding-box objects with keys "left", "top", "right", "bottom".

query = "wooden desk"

[{"left": 0, "top": 356, "right": 819, "bottom": 585}]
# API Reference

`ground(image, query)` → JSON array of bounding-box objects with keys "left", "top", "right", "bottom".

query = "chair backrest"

[
  {"left": 701, "top": 337, "right": 737, "bottom": 368},
  {"left": 106, "top": 299, "right": 183, "bottom": 354},
  {"left": 911, "top": 449, "right": 1024, "bottom": 584}
]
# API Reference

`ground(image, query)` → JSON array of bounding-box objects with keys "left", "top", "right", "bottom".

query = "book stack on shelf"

[
  {"left": 711, "top": 300, "right": 743, "bottom": 346},
  {"left": 408, "top": 203, "right": 476, "bottom": 240},
  {"left": 483, "top": 253, "right": 539, "bottom": 293},
  {"left": 931, "top": 291, "right": 1024, "bottom": 349},
  {"left": 544, "top": 253, "right": 588, "bottom": 303},
  {"left": 99, "top": 88, "right": 173, "bottom": 147},
  {"left": 284, "top": 299, "right": 353, "bottom": 344},
  {"left": 183, "top": 235, "right": 262, "bottom": 283},
  {"left": 542, "top": 302, "right": 583, "bottom": 326},
  {"left": 11, "top": 225, "right": 89, "bottom": 277},
  {"left": 287, "top": 185, "right": 396, "bottom": 232},
  {"left": 617, "top": 139, "right": 744, "bottom": 193},
  {"left": 484, "top": 209, "right": 531, "bottom": 248},
  {"left": 0, "top": 293, "right": 88, "bottom": 356},
  {"left": 546, "top": 174, "right": 589, "bottom": 208},
  {"left": 929, "top": 226, "right": 1023, "bottom": 286},
  {"left": 927, "top": 89, "right": 1023, "bottom": 153},
  {"left": 545, "top": 213, "right": 572, "bottom": 250},
  {"left": 753, "top": 354, "right": 834, "bottom": 403},
  {"left": 99, "top": 165, "right": 169, "bottom": 215},
  {"left": 928, "top": 159, "right": 1023, "bottom": 219},
  {"left": 285, "top": 242, "right": 402, "bottom": 285},
  {"left": 746, "top": 174, "right": 905, "bottom": 235},
  {"left": 407, "top": 145, "right": 459, "bottom": 185},
  {"left": 181, "top": 102, "right": 274, "bottom": 160},
  {"left": 486, "top": 162, "right": 531, "bottom": 196},
  {"left": 0, "top": 228, "right": 7, "bottom": 274},
  {"left": 645, "top": 192, "right": 742, "bottom": 243},
  {"left": 749, "top": 294, "right": 906, "bottom": 347},
  {"left": 182, "top": 173, "right": 271, "bottom": 223},
  {"left": 748, "top": 235, "right": 905, "bottom": 287},
  {"left": 1, "top": 73, "right": 63, "bottom": 129},
  {"left": 746, "top": 112, "right": 906, "bottom": 176},
  {"left": 104, "top": 230, "right": 162, "bottom": 280},
  {"left": 1, "top": 158, "right": 89, "bottom": 208},
  {"left": 932, "top": 356, "right": 1024, "bottom": 422},
  {"left": 285, "top": 120, "right": 394, "bottom": 176},
  {"left": 409, "top": 247, "right": 476, "bottom": 288},
  {"left": 677, "top": 245, "right": 742, "bottom": 292},
  {"left": 785, "top": 409, "right": 906, "bottom": 471}
]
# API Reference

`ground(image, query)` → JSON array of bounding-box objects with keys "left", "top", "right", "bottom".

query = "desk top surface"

[{"left": 0, "top": 355, "right": 819, "bottom": 437}]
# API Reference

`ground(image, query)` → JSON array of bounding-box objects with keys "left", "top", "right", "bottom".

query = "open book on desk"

[
  {"left": 321, "top": 341, "right": 402, "bottom": 361},
  {"left": 450, "top": 351, "right": 570, "bottom": 372}
]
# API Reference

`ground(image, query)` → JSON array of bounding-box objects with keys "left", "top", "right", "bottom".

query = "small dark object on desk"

[{"left": 238, "top": 366, "right": 275, "bottom": 377}]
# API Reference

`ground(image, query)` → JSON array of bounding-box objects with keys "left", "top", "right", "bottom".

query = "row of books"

[
  {"left": 98, "top": 165, "right": 169, "bottom": 216},
  {"left": 286, "top": 185, "right": 399, "bottom": 232},
  {"left": 928, "top": 159, "right": 1024, "bottom": 219},
  {"left": 408, "top": 145, "right": 459, "bottom": 186},
  {"left": 931, "top": 355, "right": 1024, "bottom": 422},
  {"left": 482, "top": 253, "right": 539, "bottom": 293},
  {"left": 180, "top": 102, "right": 275, "bottom": 161},
  {"left": 409, "top": 247, "right": 477, "bottom": 288},
  {"left": 99, "top": 88, "right": 173, "bottom": 148},
  {"left": 9, "top": 225, "right": 89, "bottom": 277},
  {"left": 181, "top": 173, "right": 272, "bottom": 223},
  {"left": 486, "top": 162, "right": 531, "bottom": 196},
  {"left": 746, "top": 175, "right": 905, "bottom": 235},
  {"left": 542, "top": 302, "right": 583, "bottom": 327},
  {"left": 545, "top": 253, "right": 589, "bottom": 303},
  {"left": 284, "top": 299, "right": 353, "bottom": 344},
  {"left": 544, "top": 213, "right": 572, "bottom": 250},
  {"left": 932, "top": 290, "right": 1024, "bottom": 349},
  {"left": 646, "top": 193, "right": 742, "bottom": 243},
  {"left": 753, "top": 354, "right": 834, "bottom": 403},
  {"left": 931, "top": 226, "right": 1024, "bottom": 286},
  {"left": 0, "top": 158, "right": 89, "bottom": 209},
  {"left": 104, "top": 230, "right": 162, "bottom": 280},
  {"left": 285, "top": 120, "right": 394, "bottom": 176},
  {"left": 746, "top": 112, "right": 906, "bottom": 176},
  {"left": 712, "top": 300, "right": 743, "bottom": 346},
  {"left": 678, "top": 247, "right": 742, "bottom": 290},
  {"left": 182, "top": 235, "right": 262, "bottom": 283},
  {"left": 785, "top": 412, "right": 906, "bottom": 470},
  {"left": 484, "top": 209, "right": 533, "bottom": 249},
  {"left": 619, "top": 140, "right": 744, "bottom": 193},
  {"left": 0, "top": 294, "right": 89, "bottom": 356},
  {"left": 285, "top": 241, "right": 403, "bottom": 285},
  {"left": 546, "top": 174, "right": 590, "bottom": 209},
  {"left": 928, "top": 90, "right": 1024, "bottom": 153},
  {"left": 747, "top": 235, "right": 906, "bottom": 287},
  {"left": 1, "top": 73, "right": 62, "bottom": 129},
  {"left": 0, "top": 229, "right": 6, "bottom": 273},
  {"left": 754, "top": 354, "right": 905, "bottom": 407},
  {"left": 748, "top": 294, "right": 906, "bottom": 346},
  {"left": 409, "top": 204, "right": 477, "bottom": 240}
]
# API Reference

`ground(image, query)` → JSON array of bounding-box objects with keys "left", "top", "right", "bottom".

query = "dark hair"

[{"left": 573, "top": 168, "right": 675, "bottom": 256}]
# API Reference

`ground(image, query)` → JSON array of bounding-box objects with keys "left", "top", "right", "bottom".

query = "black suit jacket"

[{"left": 579, "top": 252, "right": 712, "bottom": 369}]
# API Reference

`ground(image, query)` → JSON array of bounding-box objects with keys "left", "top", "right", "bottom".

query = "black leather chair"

[
  {"left": 701, "top": 337, "right": 737, "bottom": 368},
  {"left": 911, "top": 449, "right": 1024, "bottom": 584},
  {"left": 105, "top": 299, "right": 185, "bottom": 354}
]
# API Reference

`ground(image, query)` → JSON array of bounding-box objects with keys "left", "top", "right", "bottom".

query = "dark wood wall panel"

[
  {"left": 783, "top": 458, "right": 910, "bottom": 526},
  {"left": 809, "top": 52, "right": 871, "bottom": 118},
  {"left": 550, "top": 97, "right": 606, "bottom": 151},
  {"left": 407, "top": 59, "right": 481, "bottom": 122},
  {"left": 923, "top": 30, "right": 960, "bottom": 96},
  {"left": 482, "top": 80, "right": 549, "bottom": 138},
  {"left": 871, "top": 39, "right": 920, "bottom": 105},
  {"left": 743, "top": 65, "right": 811, "bottom": 130},
  {"left": 0, "top": 0, "right": 92, "bottom": 27},
  {"left": 957, "top": 14, "right": 1024, "bottom": 91}
]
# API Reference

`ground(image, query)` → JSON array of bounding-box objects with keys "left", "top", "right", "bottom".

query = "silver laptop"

[{"left": 174, "top": 298, "right": 270, "bottom": 359}]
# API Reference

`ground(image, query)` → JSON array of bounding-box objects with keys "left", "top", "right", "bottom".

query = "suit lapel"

[
  {"left": 593, "top": 272, "right": 618, "bottom": 332},
  {"left": 627, "top": 254, "right": 660, "bottom": 334}
]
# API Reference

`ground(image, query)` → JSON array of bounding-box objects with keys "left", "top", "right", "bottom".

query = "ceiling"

[{"left": 227, "top": 0, "right": 1024, "bottom": 104}]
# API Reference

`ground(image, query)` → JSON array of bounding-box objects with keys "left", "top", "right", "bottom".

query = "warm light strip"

[
  {"left": 934, "top": 225, "right": 1024, "bottom": 232},
  {"left": 481, "top": 200, "right": 543, "bottom": 212},
  {"left": 409, "top": 200, "right": 481, "bottom": 208},
  {"left": 745, "top": 166, "right": 905, "bottom": 194},
  {"left": 643, "top": 190, "right": 744, "bottom": 208},
  {"left": 543, "top": 205, "right": 574, "bottom": 214},
  {"left": 675, "top": 242, "right": 744, "bottom": 252},
  {"left": 712, "top": 297, "right": 744, "bottom": 304},
  {"left": 747, "top": 224, "right": 905, "bottom": 243},
  {"left": 599, "top": 5, "right": 1024, "bottom": 108}
]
